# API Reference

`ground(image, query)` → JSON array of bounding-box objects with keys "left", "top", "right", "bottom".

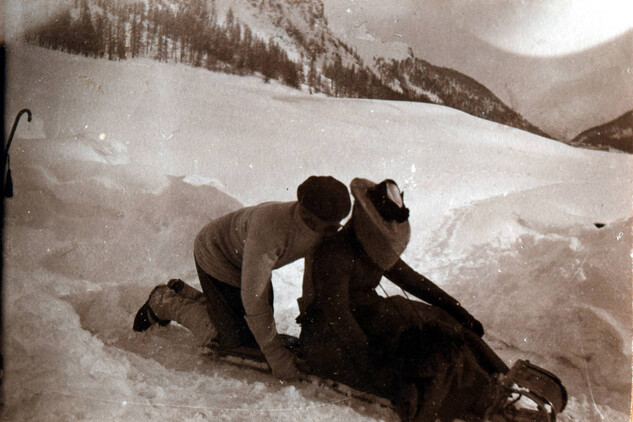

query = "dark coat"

[{"left": 298, "top": 225, "right": 497, "bottom": 421}]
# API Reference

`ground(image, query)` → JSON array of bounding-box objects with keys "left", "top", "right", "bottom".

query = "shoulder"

[
  {"left": 250, "top": 201, "right": 296, "bottom": 222},
  {"left": 242, "top": 202, "right": 297, "bottom": 251}
]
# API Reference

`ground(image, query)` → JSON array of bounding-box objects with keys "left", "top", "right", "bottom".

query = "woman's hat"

[{"left": 350, "top": 178, "right": 411, "bottom": 270}]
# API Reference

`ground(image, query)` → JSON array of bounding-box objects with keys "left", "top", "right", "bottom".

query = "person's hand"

[
  {"left": 266, "top": 344, "right": 304, "bottom": 381},
  {"left": 271, "top": 358, "right": 302, "bottom": 381}
]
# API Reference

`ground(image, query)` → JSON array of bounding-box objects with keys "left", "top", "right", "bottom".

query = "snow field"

[{"left": 3, "top": 44, "right": 631, "bottom": 421}]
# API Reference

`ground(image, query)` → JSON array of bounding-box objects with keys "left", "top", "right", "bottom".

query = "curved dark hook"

[{"left": 5, "top": 108, "right": 32, "bottom": 156}]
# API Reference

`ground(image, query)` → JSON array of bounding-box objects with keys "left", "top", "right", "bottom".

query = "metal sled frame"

[{"left": 487, "top": 360, "right": 567, "bottom": 422}]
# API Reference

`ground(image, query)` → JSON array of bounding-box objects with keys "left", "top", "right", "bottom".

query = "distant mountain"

[
  {"left": 570, "top": 111, "right": 633, "bottom": 153},
  {"left": 322, "top": 2, "right": 633, "bottom": 144},
  {"left": 25, "top": 0, "right": 550, "bottom": 139},
  {"left": 373, "top": 56, "right": 550, "bottom": 138}
]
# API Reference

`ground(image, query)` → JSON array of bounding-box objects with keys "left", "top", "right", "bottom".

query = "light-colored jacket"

[{"left": 194, "top": 201, "right": 322, "bottom": 372}]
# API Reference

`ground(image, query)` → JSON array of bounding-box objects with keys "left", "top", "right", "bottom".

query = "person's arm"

[
  {"left": 241, "top": 239, "right": 301, "bottom": 381},
  {"left": 384, "top": 258, "right": 484, "bottom": 336}
]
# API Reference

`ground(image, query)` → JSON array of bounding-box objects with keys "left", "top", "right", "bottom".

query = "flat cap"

[{"left": 297, "top": 176, "right": 351, "bottom": 221}]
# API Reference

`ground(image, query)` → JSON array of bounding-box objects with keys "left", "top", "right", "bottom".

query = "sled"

[
  {"left": 203, "top": 342, "right": 567, "bottom": 422},
  {"left": 201, "top": 339, "right": 395, "bottom": 408},
  {"left": 486, "top": 360, "right": 567, "bottom": 422}
]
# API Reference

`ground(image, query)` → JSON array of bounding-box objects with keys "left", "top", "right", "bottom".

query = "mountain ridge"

[
  {"left": 570, "top": 110, "right": 633, "bottom": 153},
  {"left": 25, "top": 0, "right": 553, "bottom": 139}
]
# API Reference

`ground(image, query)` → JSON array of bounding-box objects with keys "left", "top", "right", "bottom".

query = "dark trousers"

[{"left": 195, "top": 259, "right": 270, "bottom": 349}]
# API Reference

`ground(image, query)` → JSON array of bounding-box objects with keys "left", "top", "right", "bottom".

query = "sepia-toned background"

[{"left": 2, "top": 1, "right": 632, "bottom": 421}]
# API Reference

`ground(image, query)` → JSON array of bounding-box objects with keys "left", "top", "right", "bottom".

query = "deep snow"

[{"left": 2, "top": 44, "right": 632, "bottom": 421}]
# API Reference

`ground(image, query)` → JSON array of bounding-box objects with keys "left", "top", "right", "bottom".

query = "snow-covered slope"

[
  {"left": 24, "top": 0, "right": 551, "bottom": 139},
  {"left": 3, "top": 44, "right": 631, "bottom": 421}
]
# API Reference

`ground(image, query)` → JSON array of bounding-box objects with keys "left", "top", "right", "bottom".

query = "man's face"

[{"left": 299, "top": 205, "right": 342, "bottom": 235}]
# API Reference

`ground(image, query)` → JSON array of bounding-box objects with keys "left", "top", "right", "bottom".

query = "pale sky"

[
  {"left": 328, "top": 0, "right": 633, "bottom": 57},
  {"left": 457, "top": 0, "right": 633, "bottom": 56}
]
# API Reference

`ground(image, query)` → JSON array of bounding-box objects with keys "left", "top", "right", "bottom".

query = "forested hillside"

[{"left": 25, "top": 0, "right": 549, "bottom": 137}]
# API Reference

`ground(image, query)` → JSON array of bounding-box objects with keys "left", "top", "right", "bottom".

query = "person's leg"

[
  {"left": 462, "top": 330, "right": 508, "bottom": 375},
  {"left": 148, "top": 285, "right": 217, "bottom": 346},
  {"left": 429, "top": 344, "right": 498, "bottom": 421},
  {"left": 388, "top": 296, "right": 509, "bottom": 375},
  {"left": 195, "top": 260, "right": 257, "bottom": 349},
  {"left": 393, "top": 323, "right": 498, "bottom": 422},
  {"left": 406, "top": 298, "right": 509, "bottom": 375},
  {"left": 167, "top": 278, "right": 205, "bottom": 301}
]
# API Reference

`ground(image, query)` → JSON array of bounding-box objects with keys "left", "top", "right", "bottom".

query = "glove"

[
  {"left": 244, "top": 311, "right": 304, "bottom": 381},
  {"left": 265, "top": 342, "right": 303, "bottom": 381}
]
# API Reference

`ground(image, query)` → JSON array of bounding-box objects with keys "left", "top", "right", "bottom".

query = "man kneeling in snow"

[{"left": 133, "top": 175, "right": 351, "bottom": 381}]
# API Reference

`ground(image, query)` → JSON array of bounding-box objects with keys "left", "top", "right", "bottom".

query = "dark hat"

[
  {"left": 297, "top": 176, "right": 351, "bottom": 221},
  {"left": 350, "top": 178, "right": 410, "bottom": 270}
]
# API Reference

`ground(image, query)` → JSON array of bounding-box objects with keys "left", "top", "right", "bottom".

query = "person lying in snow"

[
  {"left": 133, "top": 175, "right": 351, "bottom": 381},
  {"left": 296, "top": 178, "right": 509, "bottom": 421}
]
